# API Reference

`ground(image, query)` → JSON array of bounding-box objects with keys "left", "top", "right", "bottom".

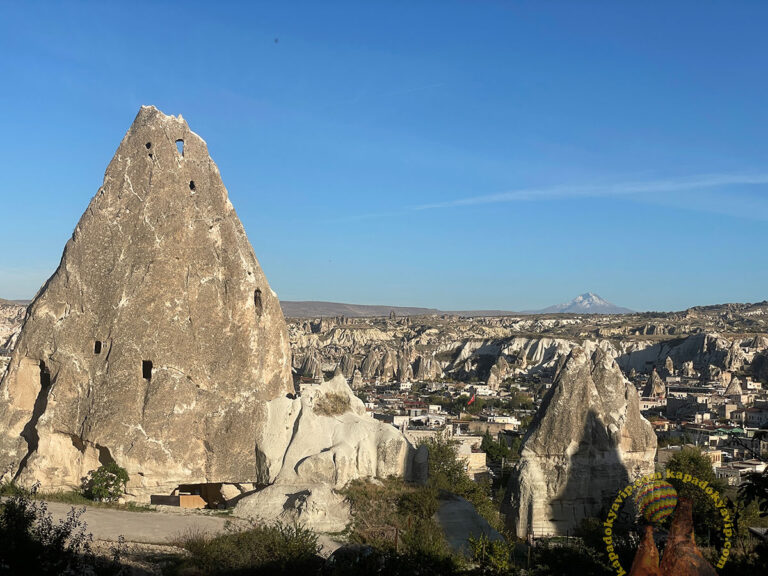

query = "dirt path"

[{"left": 434, "top": 495, "right": 504, "bottom": 555}]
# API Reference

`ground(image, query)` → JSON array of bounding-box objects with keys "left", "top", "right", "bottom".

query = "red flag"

[{"left": 467, "top": 393, "right": 476, "bottom": 406}]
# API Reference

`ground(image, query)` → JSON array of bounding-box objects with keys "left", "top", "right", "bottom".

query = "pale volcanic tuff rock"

[
  {"left": 642, "top": 368, "right": 666, "bottom": 398},
  {"left": 0, "top": 302, "right": 26, "bottom": 351},
  {"left": 0, "top": 107, "right": 293, "bottom": 496},
  {"left": 0, "top": 108, "right": 412, "bottom": 510},
  {"left": 234, "top": 374, "right": 411, "bottom": 530},
  {"left": 723, "top": 377, "right": 743, "bottom": 396},
  {"left": 506, "top": 347, "right": 656, "bottom": 537}
]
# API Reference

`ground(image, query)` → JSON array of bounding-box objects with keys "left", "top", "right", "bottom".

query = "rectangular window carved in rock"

[{"left": 143, "top": 360, "right": 153, "bottom": 380}]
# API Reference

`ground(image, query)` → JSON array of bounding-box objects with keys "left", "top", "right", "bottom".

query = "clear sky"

[{"left": 1, "top": 1, "right": 767, "bottom": 311}]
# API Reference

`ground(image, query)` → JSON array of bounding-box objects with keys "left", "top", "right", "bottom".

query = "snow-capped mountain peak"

[{"left": 534, "top": 293, "right": 634, "bottom": 315}]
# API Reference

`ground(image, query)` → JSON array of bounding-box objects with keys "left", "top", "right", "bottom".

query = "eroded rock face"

[
  {"left": 0, "top": 302, "right": 25, "bottom": 352},
  {"left": 642, "top": 368, "right": 666, "bottom": 398},
  {"left": 505, "top": 347, "right": 656, "bottom": 537},
  {"left": 0, "top": 106, "right": 293, "bottom": 496},
  {"left": 234, "top": 374, "right": 411, "bottom": 529}
]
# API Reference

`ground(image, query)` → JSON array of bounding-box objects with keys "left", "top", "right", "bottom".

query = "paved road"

[
  {"left": 434, "top": 495, "right": 505, "bottom": 556},
  {"left": 43, "top": 501, "right": 235, "bottom": 544},
  {"left": 41, "top": 500, "right": 342, "bottom": 555}
]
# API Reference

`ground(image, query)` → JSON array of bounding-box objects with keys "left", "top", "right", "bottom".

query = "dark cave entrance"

[
  {"left": 254, "top": 288, "right": 263, "bottom": 318},
  {"left": 142, "top": 360, "right": 153, "bottom": 380}
]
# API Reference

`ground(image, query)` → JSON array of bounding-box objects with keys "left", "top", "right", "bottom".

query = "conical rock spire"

[{"left": 0, "top": 106, "right": 292, "bottom": 496}]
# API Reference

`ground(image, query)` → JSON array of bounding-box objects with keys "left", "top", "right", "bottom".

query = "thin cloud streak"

[{"left": 413, "top": 173, "right": 768, "bottom": 210}]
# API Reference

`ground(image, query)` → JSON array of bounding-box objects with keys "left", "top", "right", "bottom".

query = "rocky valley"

[
  {"left": 285, "top": 301, "right": 768, "bottom": 388},
  {"left": 0, "top": 108, "right": 765, "bottom": 572}
]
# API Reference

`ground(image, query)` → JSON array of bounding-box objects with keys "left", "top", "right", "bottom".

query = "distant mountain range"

[
  {"left": 0, "top": 298, "right": 31, "bottom": 306},
  {"left": 1, "top": 294, "right": 633, "bottom": 318},
  {"left": 279, "top": 293, "right": 633, "bottom": 318},
  {"left": 279, "top": 301, "right": 443, "bottom": 318}
]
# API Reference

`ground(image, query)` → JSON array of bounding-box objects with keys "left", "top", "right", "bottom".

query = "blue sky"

[{"left": 1, "top": 1, "right": 767, "bottom": 311}]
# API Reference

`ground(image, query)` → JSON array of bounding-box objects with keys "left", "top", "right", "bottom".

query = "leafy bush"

[
  {"left": 174, "top": 521, "right": 321, "bottom": 574},
  {"left": 314, "top": 392, "right": 351, "bottom": 416},
  {"left": 468, "top": 534, "right": 516, "bottom": 575},
  {"left": 419, "top": 434, "right": 467, "bottom": 492},
  {"left": 82, "top": 462, "right": 129, "bottom": 502},
  {"left": 343, "top": 477, "right": 453, "bottom": 565},
  {"left": 528, "top": 541, "right": 612, "bottom": 576},
  {"left": 0, "top": 487, "right": 123, "bottom": 575}
]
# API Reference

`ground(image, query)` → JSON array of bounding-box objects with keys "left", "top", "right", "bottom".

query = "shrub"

[
  {"left": 468, "top": 534, "right": 516, "bottom": 575},
  {"left": 343, "top": 478, "right": 453, "bottom": 562},
  {"left": 0, "top": 487, "right": 123, "bottom": 575},
  {"left": 314, "top": 392, "right": 351, "bottom": 416},
  {"left": 175, "top": 521, "right": 322, "bottom": 574},
  {"left": 82, "top": 462, "right": 129, "bottom": 502}
]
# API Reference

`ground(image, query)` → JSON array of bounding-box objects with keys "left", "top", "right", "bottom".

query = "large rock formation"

[
  {"left": 506, "top": 347, "right": 656, "bottom": 537},
  {"left": 0, "top": 107, "right": 292, "bottom": 496},
  {"left": 0, "top": 107, "right": 410, "bottom": 510}
]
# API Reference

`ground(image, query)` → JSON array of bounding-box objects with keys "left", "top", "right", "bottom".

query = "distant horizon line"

[{"left": 3, "top": 295, "right": 766, "bottom": 315}]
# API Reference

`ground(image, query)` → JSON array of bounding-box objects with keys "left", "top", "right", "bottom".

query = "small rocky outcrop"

[
  {"left": 505, "top": 347, "right": 656, "bottom": 537},
  {"left": 486, "top": 356, "right": 511, "bottom": 389},
  {"left": 628, "top": 525, "right": 662, "bottom": 576},
  {"left": 681, "top": 360, "right": 697, "bottom": 378},
  {"left": 658, "top": 498, "right": 718, "bottom": 576},
  {"left": 0, "top": 302, "right": 26, "bottom": 352},
  {"left": 234, "top": 374, "right": 411, "bottom": 530},
  {"left": 351, "top": 369, "right": 364, "bottom": 390},
  {"left": 642, "top": 368, "right": 666, "bottom": 398},
  {"left": 664, "top": 356, "right": 674, "bottom": 376},
  {"left": 723, "top": 377, "right": 743, "bottom": 397}
]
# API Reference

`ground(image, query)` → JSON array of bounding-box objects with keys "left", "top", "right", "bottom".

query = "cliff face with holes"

[{"left": 0, "top": 106, "right": 294, "bottom": 496}]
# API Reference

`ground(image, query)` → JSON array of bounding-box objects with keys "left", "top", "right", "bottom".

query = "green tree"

[
  {"left": 481, "top": 430, "right": 510, "bottom": 463},
  {"left": 666, "top": 447, "right": 727, "bottom": 543},
  {"left": 420, "top": 434, "right": 466, "bottom": 491}
]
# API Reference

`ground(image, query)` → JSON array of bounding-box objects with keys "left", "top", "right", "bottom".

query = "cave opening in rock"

[
  {"left": 254, "top": 288, "right": 263, "bottom": 318},
  {"left": 176, "top": 139, "right": 184, "bottom": 156},
  {"left": 94, "top": 340, "right": 102, "bottom": 354},
  {"left": 142, "top": 360, "right": 153, "bottom": 380},
  {"left": 189, "top": 180, "right": 196, "bottom": 192}
]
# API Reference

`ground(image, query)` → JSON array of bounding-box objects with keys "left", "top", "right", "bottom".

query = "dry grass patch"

[{"left": 313, "top": 392, "right": 351, "bottom": 416}]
